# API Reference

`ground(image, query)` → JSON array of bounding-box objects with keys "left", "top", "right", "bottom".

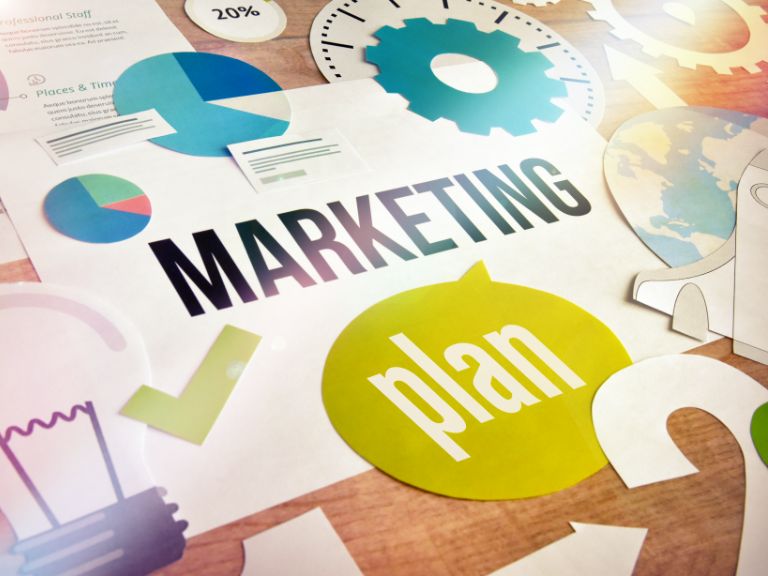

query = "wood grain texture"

[{"left": 2, "top": 0, "right": 768, "bottom": 574}]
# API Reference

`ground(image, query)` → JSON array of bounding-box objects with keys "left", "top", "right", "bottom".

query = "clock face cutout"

[{"left": 310, "top": 0, "right": 604, "bottom": 127}]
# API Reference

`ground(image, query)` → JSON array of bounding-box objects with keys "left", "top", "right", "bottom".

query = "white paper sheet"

[
  {"left": 0, "top": 76, "right": 696, "bottom": 536},
  {"left": 228, "top": 129, "right": 369, "bottom": 194},
  {"left": 0, "top": 0, "right": 191, "bottom": 134},
  {"left": 241, "top": 509, "right": 361, "bottom": 576},
  {"left": 36, "top": 109, "right": 175, "bottom": 165}
]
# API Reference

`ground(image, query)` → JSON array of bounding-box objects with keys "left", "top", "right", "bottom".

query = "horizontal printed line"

[
  {"left": 242, "top": 137, "right": 324, "bottom": 155},
  {"left": 46, "top": 117, "right": 141, "bottom": 144}
]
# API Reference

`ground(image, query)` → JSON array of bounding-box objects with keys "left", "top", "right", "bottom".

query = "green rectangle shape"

[{"left": 260, "top": 169, "right": 307, "bottom": 184}]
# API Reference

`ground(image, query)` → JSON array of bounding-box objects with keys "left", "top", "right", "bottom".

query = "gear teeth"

[
  {"left": 368, "top": 17, "right": 569, "bottom": 136},
  {"left": 584, "top": 0, "right": 767, "bottom": 76},
  {"left": 538, "top": 101, "right": 565, "bottom": 122},
  {"left": 445, "top": 18, "right": 479, "bottom": 33},
  {"left": 712, "top": 64, "right": 734, "bottom": 75},
  {"left": 489, "top": 29, "right": 520, "bottom": 48},
  {"left": 373, "top": 25, "right": 400, "bottom": 42},
  {"left": 454, "top": 118, "right": 493, "bottom": 136},
  {"left": 372, "top": 72, "right": 408, "bottom": 94},
  {"left": 375, "top": 76, "right": 411, "bottom": 94},
  {"left": 548, "top": 79, "right": 568, "bottom": 98},
  {"left": 586, "top": 10, "right": 604, "bottom": 22},
  {"left": 402, "top": 17, "right": 433, "bottom": 29},
  {"left": 523, "top": 50, "right": 553, "bottom": 68},
  {"left": 610, "top": 28, "right": 632, "bottom": 40},
  {"left": 640, "top": 45, "right": 661, "bottom": 58},
  {"left": 675, "top": 55, "right": 698, "bottom": 70},
  {"left": 407, "top": 101, "right": 441, "bottom": 121},
  {"left": 502, "top": 119, "right": 536, "bottom": 138},
  {"left": 365, "top": 46, "right": 380, "bottom": 61}
]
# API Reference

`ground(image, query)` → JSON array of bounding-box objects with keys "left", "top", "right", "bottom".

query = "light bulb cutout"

[{"left": 0, "top": 283, "right": 187, "bottom": 575}]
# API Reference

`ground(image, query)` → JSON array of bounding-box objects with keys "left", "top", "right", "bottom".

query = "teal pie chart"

[
  {"left": 44, "top": 175, "right": 152, "bottom": 244},
  {"left": 113, "top": 52, "right": 290, "bottom": 157}
]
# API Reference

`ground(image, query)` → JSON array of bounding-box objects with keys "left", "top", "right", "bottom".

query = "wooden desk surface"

[{"left": 2, "top": 1, "right": 767, "bottom": 574}]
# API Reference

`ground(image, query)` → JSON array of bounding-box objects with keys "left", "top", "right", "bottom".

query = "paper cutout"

[
  {"left": 489, "top": 522, "right": 647, "bottom": 576},
  {"left": 122, "top": 325, "right": 261, "bottom": 444},
  {"left": 752, "top": 403, "right": 768, "bottom": 467},
  {"left": 670, "top": 282, "right": 709, "bottom": 340},
  {"left": 733, "top": 149, "right": 768, "bottom": 364},
  {"left": 585, "top": 0, "right": 768, "bottom": 74},
  {"left": 36, "top": 110, "right": 175, "bottom": 165},
  {"left": 43, "top": 175, "right": 152, "bottom": 244},
  {"left": 113, "top": 52, "right": 289, "bottom": 157},
  {"left": 631, "top": 129, "right": 768, "bottom": 343},
  {"left": 0, "top": 0, "right": 193, "bottom": 134},
  {"left": 309, "top": 0, "right": 604, "bottom": 127},
  {"left": 0, "top": 283, "right": 187, "bottom": 574},
  {"left": 633, "top": 235, "right": 735, "bottom": 339},
  {"left": 605, "top": 107, "right": 768, "bottom": 268},
  {"left": 593, "top": 355, "right": 768, "bottom": 576},
  {"left": 229, "top": 129, "right": 369, "bottom": 193},
  {"left": 323, "top": 262, "right": 630, "bottom": 500},
  {"left": 241, "top": 509, "right": 362, "bottom": 576},
  {"left": 0, "top": 74, "right": 697, "bottom": 535},
  {"left": 603, "top": 46, "right": 686, "bottom": 109},
  {"left": 367, "top": 18, "right": 565, "bottom": 136},
  {"left": 185, "top": 0, "right": 287, "bottom": 43}
]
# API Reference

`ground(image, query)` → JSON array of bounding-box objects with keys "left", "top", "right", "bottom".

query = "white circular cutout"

[
  {"left": 185, "top": 0, "right": 287, "bottom": 43},
  {"left": 430, "top": 53, "right": 498, "bottom": 94}
]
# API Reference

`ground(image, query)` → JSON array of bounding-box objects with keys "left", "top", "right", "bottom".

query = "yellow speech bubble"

[{"left": 322, "top": 262, "right": 631, "bottom": 499}]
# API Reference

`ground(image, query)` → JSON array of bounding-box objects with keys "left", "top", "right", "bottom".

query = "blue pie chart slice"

[
  {"left": 44, "top": 175, "right": 152, "bottom": 244},
  {"left": 113, "top": 52, "right": 290, "bottom": 157}
]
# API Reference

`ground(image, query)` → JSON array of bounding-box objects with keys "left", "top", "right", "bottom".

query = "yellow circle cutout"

[{"left": 322, "top": 263, "right": 631, "bottom": 499}]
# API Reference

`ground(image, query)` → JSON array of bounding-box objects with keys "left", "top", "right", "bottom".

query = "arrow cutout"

[
  {"left": 121, "top": 324, "right": 261, "bottom": 444},
  {"left": 489, "top": 522, "right": 647, "bottom": 576},
  {"left": 604, "top": 45, "right": 686, "bottom": 109}
]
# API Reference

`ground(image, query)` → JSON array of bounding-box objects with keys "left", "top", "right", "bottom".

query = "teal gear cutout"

[{"left": 366, "top": 18, "right": 567, "bottom": 136}]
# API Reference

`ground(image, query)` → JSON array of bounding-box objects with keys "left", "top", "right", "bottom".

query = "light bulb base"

[{"left": 12, "top": 487, "right": 188, "bottom": 576}]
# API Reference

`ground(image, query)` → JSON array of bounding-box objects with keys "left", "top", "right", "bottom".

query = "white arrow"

[
  {"left": 489, "top": 522, "right": 647, "bottom": 576},
  {"left": 605, "top": 45, "right": 687, "bottom": 109},
  {"left": 593, "top": 355, "right": 768, "bottom": 576}
]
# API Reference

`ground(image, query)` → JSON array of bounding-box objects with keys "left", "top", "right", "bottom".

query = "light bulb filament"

[{"left": 0, "top": 401, "right": 125, "bottom": 528}]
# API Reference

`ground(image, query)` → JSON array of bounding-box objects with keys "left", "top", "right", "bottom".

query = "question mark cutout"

[{"left": 593, "top": 355, "right": 768, "bottom": 576}]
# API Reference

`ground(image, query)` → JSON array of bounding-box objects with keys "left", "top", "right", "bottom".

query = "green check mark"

[
  {"left": 121, "top": 325, "right": 261, "bottom": 444},
  {"left": 753, "top": 402, "right": 768, "bottom": 467}
]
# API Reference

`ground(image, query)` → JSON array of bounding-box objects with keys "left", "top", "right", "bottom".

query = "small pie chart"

[
  {"left": 44, "top": 175, "right": 152, "bottom": 243},
  {"left": 113, "top": 52, "right": 290, "bottom": 157}
]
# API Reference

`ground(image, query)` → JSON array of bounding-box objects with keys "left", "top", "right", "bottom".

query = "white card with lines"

[
  {"left": 36, "top": 109, "right": 175, "bottom": 165},
  {"left": 229, "top": 129, "right": 369, "bottom": 193}
]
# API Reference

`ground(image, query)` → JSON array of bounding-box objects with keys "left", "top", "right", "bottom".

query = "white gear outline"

[
  {"left": 512, "top": 0, "right": 562, "bottom": 5},
  {"left": 583, "top": 0, "right": 768, "bottom": 74}
]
